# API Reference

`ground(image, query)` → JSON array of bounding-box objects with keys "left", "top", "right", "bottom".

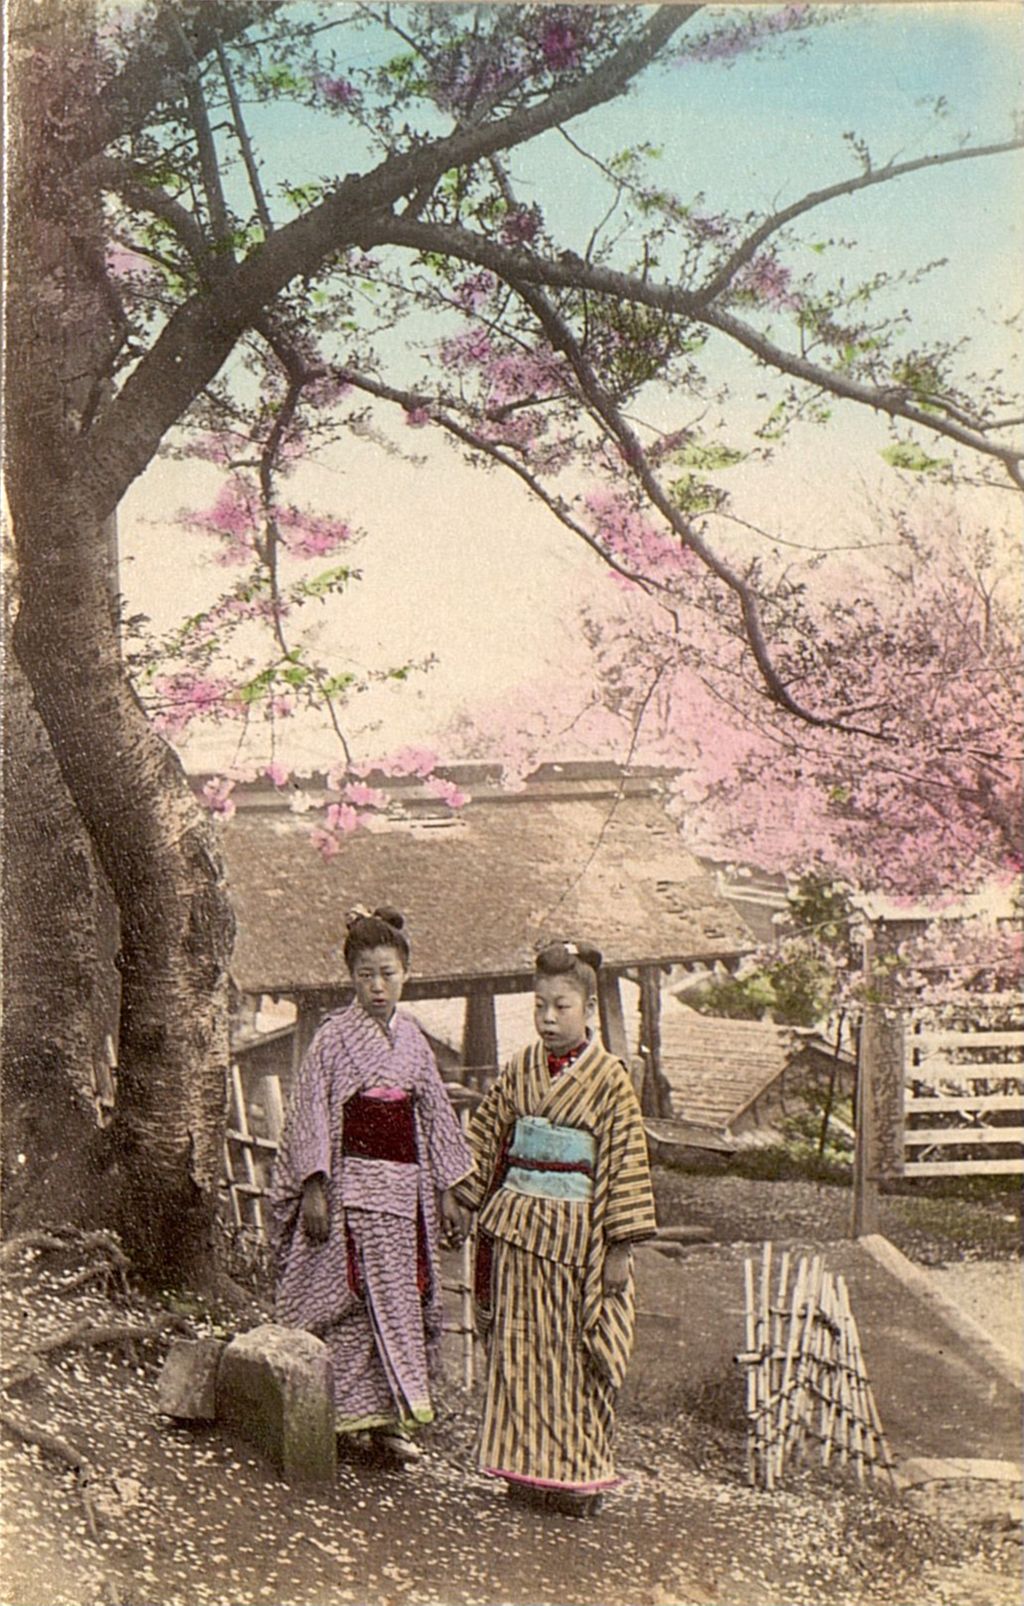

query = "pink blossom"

[
  {"left": 201, "top": 777, "right": 236, "bottom": 820},
  {"left": 678, "top": 6, "right": 812, "bottom": 66},
  {"left": 310, "top": 826, "right": 341, "bottom": 859},
  {"left": 484, "top": 348, "right": 565, "bottom": 407},
  {"left": 152, "top": 671, "right": 235, "bottom": 737},
  {"left": 538, "top": 18, "right": 581, "bottom": 70},
  {"left": 377, "top": 745, "right": 439, "bottom": 779},
  {"left": 325, "top": 802, "right": 362, "bottom": 834},
  {"left": 404, "top": 407, "right": 431, "bottom": 429},
  {"left": 424, "top": 776, "right": 470, "bottom": 809},
  {"left": 585, "top": 487, "right": 696, "bottom": 583},
  {"left": 265, "top": 760, "right": 291, "bottom": 787},
  {"left": 270, "top": 694, "right": 295, "bottom": 718},
  {"left": 736, "top": 253, "right": 801, "bottom": 312},
  {"left": 182, "top": 477, "right": 259, "bottom": 565},
  {"left": 105, "top": 243, "right": 155, "bottom": 282},
  {"left": 278, "top": 504, "right": 352, "bottom": 558},
  {"left": 343, "top": 782, "right": 387, "bottom": 809},
  {"left": 183, "top": 432, "right": 240, "bottom": 466}
]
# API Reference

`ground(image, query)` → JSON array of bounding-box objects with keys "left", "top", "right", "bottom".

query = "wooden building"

[{"left": 219, "top": 763, "right": 756, "bottom": 1117}]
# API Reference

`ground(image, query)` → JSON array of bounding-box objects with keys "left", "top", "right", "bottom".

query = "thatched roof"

[
  {"left": 657, "top": 1003, "right": 794, "bottom": 1129},
  {"left": 219, "top": 770, "right": 753, "bottom": 996}
]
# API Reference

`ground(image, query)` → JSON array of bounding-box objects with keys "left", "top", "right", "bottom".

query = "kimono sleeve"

[
  {"left": 273, "top": 1027, "right": 334, "bottom": 1199},
  {"left": 415, "top": 1035, "right": 475, "bottom": 1193},
  {"left": 597, "top": 1063, "right": 658, "bottom": 1245},
  {"left": 455, "top": 1061, "right": 516, "bottom": 1213}
]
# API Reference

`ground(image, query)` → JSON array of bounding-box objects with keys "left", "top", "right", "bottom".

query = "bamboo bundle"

[{"left": 737, "top": 1248, "right": 896, "bottom": 1490}]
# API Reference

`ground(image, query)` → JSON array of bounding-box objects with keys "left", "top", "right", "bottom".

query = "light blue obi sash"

[{"left": 501, "top": 1115, "right": 596, "bottom": 1202}]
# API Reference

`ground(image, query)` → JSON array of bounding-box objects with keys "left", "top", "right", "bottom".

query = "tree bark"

[
  {"left": 0, "top": 644, "right": 117, "bottom": 1228},
  {"left": 5, "top": 0, "right": 234, "bottom": 1284}
]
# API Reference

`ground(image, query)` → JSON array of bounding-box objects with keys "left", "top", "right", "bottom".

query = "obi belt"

[
  {"left": 341, "top": 1088, "right": 429, "bottom": 1296},
  {"left": 501, "top": 1116, "right": 595, "bottom": 1202},
  {"left": 342, "top": 1088, "right": 418, "bottom": 1164}
]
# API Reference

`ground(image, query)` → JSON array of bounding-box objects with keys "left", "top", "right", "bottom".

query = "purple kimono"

[{"left": 269, "top": 1003, "right": 473, "bottom": 1433}]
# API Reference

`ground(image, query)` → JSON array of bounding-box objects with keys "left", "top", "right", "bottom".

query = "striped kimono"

[
  {"left": 460, "top": 1035, "right": 657, "bottom": 1493},
  {"left": 268, "top": 1004, "right": 473, "bottom": 1435}
]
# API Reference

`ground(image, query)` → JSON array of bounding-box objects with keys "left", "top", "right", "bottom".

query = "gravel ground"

[{"left": 1, "top": 1187, "right": 1019, "bottom": 1606}]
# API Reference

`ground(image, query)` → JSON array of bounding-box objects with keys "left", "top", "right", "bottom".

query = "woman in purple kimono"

[{"left": 269, "top": 906, "right": 473, "bottom": 1463}]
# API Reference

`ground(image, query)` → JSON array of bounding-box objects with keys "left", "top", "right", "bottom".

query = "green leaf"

[
  {"left": 880, "top": 442, "right": 950, "bottom": 476},
  {"left": 320, "top": 672, "right": 357, "bottom": 698},
  {"left": 671, "top": 439, "right": 746, "bottom": 471},
  {"left": 295, "top": 565, "right": 356, "bottom": 599},
  {"left": 667, "top": 474, "right": 723, "bottom": 514},
  {"left": 238, "top": 667, "right": 276, "bottom": 704}
]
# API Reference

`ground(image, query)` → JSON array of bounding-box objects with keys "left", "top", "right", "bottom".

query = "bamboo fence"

[{"left": 737, "top": 1244, "right": 896, "bottom": 1491}]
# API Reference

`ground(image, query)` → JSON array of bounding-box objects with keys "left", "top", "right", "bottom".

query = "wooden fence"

[
  {"left": 221, "top": 1063, "right": 483, "bottom": 1385},
  {"left": 904, "top": 1019, "right": 1024, "bottom": 1178}
]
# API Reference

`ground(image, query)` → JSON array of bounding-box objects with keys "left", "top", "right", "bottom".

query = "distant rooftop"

[
  {"left": 657, "top": 1002, "right": 795, "bottom": 1130},
  {"left": 213, "top": 764, "right": 755, "bottom": 995}
]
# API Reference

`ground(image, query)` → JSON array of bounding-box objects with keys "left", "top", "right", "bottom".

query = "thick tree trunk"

[
  {"left": 5, "top": 0, "right": 235, "bottom": 1285},
  {"left": 9, "top": 511, "right": 236, "bottom": 1285},
  {"left": 1, "top": 644, "right": 118, "bottom": 1229}
]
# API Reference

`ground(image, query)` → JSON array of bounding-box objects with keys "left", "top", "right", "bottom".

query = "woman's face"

[
  {"left": 350, "top": 945, "right": 409, "bottom": 1021},
  {"left": 533, "top": 974, "right": 594, "bottom": 1056}
]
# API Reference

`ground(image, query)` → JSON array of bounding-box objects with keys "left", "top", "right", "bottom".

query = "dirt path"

[
  {"left": 1, "top": 1245, "right": 1020, "bottom": 1606},
  {"left": 3, "top": 1176, "right": 1020, "bottom": 1606}
]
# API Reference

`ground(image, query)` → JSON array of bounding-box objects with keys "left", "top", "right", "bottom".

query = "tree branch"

[
  {"left": 374, "top": 214, "right": 1023, "bottom": 477},
  {"left": 511, "top": 277, "right": 890, "bottom": 738},
  {"left": 72, "top": 5, "right": 695, "bottom": 517},
  {"left": 91, "top": 156, "right": 214, "bottom": 274},
  {"left": 214, "top": 32, "right": 274, "bottom": 235},
  {"left": 700, "top": 303, "right": 1023, "bottom": 473},
  {"left": 693, "top": 135, "right": 1024, "bottom": 307},
  {"left": 335, "top": 365, "right": 662, "bottom": 595},
  {"left": 79, "top": 0, "right": 283, "bottom": 162},
  {"left": 161, "top": 9, "right": 232, "bottom": 250}
]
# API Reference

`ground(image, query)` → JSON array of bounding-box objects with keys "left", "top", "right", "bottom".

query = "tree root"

[
  {"left": 25, "top": 1314, "right": 190, "bottom": 1362},
  {"left": 1, "top": 1226, "right": 130, "bottom": 1275},
  {"left": 0, "top": 1406, "right": 101, "bottom": 1539}
]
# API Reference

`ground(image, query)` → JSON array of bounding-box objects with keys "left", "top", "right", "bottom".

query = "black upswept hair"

[
  {"left": 343, "top": 905, "right": 411, "bottom": 968},
  {"left": 534, "top": 939, "right": 602, "bottom": 1001}
]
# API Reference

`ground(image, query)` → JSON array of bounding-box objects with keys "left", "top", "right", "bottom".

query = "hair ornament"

[
  {"left": 345, "top": 903, "right": 374, "bottom": 928},
  {"left": 563, "top": 942, "right": 579, "bottom": 957}
]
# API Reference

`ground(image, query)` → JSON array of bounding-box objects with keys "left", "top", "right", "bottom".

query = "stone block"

[
  {"left": 157, "top": 1337, "right": 224, "bottom": 1421},
  {"left": 217, "top": 1324, "right": 335, "bottom": 1484}
]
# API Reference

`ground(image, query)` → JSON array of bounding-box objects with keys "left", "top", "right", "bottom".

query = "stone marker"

[
  {"left": 217, "top": 1324, "right": 335, "bottom": 1483},
  {"left": 157, "top": 1337, "right": 224, "bottom": 1421}
]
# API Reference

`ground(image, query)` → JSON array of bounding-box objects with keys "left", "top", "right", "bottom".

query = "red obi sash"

[{"left": 342, "top": 1090, "right": 418, "bottom": 1164}]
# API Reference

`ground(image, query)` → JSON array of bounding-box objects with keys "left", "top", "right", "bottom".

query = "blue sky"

[{"left": 119, "top": 3, "right": 1023, "bottom": 773}]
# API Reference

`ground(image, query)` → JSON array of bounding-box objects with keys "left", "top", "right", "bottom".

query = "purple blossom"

[
  {"left": 500, "top": 205, "right": 543, "bottom": 247},
  {"left": 315, "top": 73, "right": 358, "bottom": 109},
  {"left": 439, "top": 328, "right": 493, "bottom": 372},
  {"left": 454, "top": 271, "right": 496, "bottom": 314},
  {"left": 539, "top": 20, "right": 580, "bottom": 70},
  {"left": 736, "top": 253, "right": 801, "bottom": 311}
]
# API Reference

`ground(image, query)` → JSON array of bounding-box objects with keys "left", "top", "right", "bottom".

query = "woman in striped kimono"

[
  {"left": 459, "top": 941, "right": 657, "bottom": 1515},
  {"left": 269, "top": 907, "right": 473, "bottom": 1464}
]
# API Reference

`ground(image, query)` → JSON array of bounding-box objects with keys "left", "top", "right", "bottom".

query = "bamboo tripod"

[{"left": 737, "top": 1244, "right": 897, "bottom": 1491}]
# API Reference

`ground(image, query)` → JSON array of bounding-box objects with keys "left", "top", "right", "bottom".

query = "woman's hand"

[
  {"left": 603, "top": 1242, "right": 632, "bottom": 1296},
  {"left": 440, "top": 1188, "right": 470, "bottom": 1247},
  {"left": 301, "top": 1174, "right": 330, "bottom": 1242}
]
